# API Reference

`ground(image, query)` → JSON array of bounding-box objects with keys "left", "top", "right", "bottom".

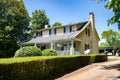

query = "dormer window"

[
  {"left": 37, "top": 31, "right": 42, "bottom": 37},
  {"left": 50, "top": 29, "right": 56, "bottom": 35},
  {"left": 86, "top": 28, "right": 90, "bottom": 36},
  {"left": 64, "top": 26, "right": 71, "bottom": 33}
]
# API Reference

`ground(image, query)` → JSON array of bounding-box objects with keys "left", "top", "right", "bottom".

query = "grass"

[{"left": 108, "top": 57, "right": 120, "bottom": 61}]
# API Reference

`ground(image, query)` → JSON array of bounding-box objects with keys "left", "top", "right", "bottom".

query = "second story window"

[
  {"left": 50, "top": 29, "right": 56, "bottom": 35},
  {"left": 86, "top": 28, "right": 90, "bottom": 36},
  {"left": 37, "top": 31, "right": 42, "bottom": 37},
  {"left": 64, "top": 26, "right": 71, "bottom": 33}
]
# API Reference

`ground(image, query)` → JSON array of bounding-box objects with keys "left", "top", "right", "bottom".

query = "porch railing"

[{"left": 56, "top": 50, "right": 80, "bottom": 55}]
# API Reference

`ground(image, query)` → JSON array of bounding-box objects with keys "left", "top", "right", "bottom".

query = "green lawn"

[{"left": 108, "top": 57, "right": 120, "bottom": 61}]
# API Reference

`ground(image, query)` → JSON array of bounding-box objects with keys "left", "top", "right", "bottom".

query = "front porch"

[
  {"left": 57, "top": 50, "right": 80, "bottom": 55},
  {"left": 35, "top": 39, "right": 81, "bottom": 55}
]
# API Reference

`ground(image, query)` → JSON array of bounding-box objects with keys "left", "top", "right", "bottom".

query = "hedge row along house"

[{"left": 23, "top": 12, "right": 100, "bottom": 55}]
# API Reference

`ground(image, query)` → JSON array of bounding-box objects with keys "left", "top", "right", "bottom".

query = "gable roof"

[
  {"left": 34, "top": 21, "right": 88, "bottom": 32},
  {"left": 24, "top": 21, "right": 90, "bottom": 45}
]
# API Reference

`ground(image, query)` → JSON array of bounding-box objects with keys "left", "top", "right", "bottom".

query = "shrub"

[
  {"left": 42, "top": 49, "right": 57, "bottom": 56},
  {"left": 0, "top": 54, "right": 107, "bottom": 80},
  {"left": 94, "top": 54, "right": 108, "bottom": 62},
  {"left": 14, "top": 46, "right": 42, "bottom": 57},
  {"left": 0, "top": 49, "right": 7, "bottom": 58}
]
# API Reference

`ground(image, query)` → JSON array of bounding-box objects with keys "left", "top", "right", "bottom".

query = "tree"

[
  {"left": 100, "top": 0, "right": 120, "bottom": 30},
  {"left": 0, "top": 0, "right": 30, "bottom": 57},
  {"left": 30, "top": 10, "right": 49, "bottom": 30},
  {"left": 52, "top": 22, "right": 62, "bottom": 27},
  {"left": 114, "top": 40, "right": 120, "bottom": 53},
  {"left": 101, "top": 29, "right": 120, "bottom": 46},
  {"left": 99, "top": 42, "right": 109, "bottom": 47}
]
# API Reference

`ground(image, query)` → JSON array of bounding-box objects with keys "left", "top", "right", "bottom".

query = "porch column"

[
  {"left": 50, "top": 42, "right": 54, "bottom": 50},
  {"left": 70, "top": 40, "right": 74, "bottom": 55},
  {"left": 34, "top": 43, "right": 37, "bottom": 46}
]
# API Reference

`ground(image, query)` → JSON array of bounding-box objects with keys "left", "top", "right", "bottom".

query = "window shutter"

[
  {"left": 54, "top": 29, "right": 56, "bottom": 34},
  {"left": 70, "top": 26, "right": 72, "bottom": 32},
  {"left": 64, "top": 27, "right": 65, "bottom": 33},
  {"left": 49, "top": 29, "right": 51, "bottom": 35}
]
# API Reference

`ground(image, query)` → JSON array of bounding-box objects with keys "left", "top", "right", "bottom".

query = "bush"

[
  {"left": 94, "top": 54, "right": 108, "bottom": 62},
  {"left": 0, "top": 49, "right": 7, "bottom": 58},
  {"left": 14, "top": 46, "right": 42, "bottom": 57},
  {"left": 89, "top": 54, "right": 108, "bottom": 63},
  {"left": 42, "top": 49, "right": 57, "bottom": 56},
  {"left": 0, "top": 54, "right": 107, "bottom": 80}
]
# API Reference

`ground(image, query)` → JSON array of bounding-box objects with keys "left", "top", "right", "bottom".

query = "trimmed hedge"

[
  {"left": 42, "top": 49, "right": 57, "bottom": 56},
  {"left": 0, "top": 54, "right": 107, "bottom": 80},
  {"left": 14, "top": 46, "right": 42, "bottom": 57}
]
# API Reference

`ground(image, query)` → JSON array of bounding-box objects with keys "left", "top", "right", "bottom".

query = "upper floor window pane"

[
  {"left": 88, "top": 29, "right": 90, "bottom": 36},
  {"left": 50, "top": 29, "right": 56, "bottom": 35},
  {"left": 86, "top": 28, "right": 90, "bottom": 36},
  {"left": 64, "top": 26, "right": 71, "bottom": 33},
  {"left": 36, "top": 31, "right": 42, "bottom": 37}
]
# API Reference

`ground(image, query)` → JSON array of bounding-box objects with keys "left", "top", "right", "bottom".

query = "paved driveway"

[{"left": 56, "top": 56, "right": 120, "bottom": 80}]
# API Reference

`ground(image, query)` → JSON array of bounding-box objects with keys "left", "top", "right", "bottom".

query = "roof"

[
  {"left": 34, "top": 21, "right": 88, "bottom": 32},
  {"left": 24, "top": 21, "right": 90, "bottom": 45}
]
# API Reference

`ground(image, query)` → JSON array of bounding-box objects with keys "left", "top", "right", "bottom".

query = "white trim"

[
  {"left": 74, "top": 38, "right": 81, "bottom": 42},
  {"left": 50, "top": 42, "right": 54, "bottom": 50}
]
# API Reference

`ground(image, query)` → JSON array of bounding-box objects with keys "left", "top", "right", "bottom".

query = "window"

[
  {"left": 64, "top": 26, "right": 71, "bottom": 33},
  {"left": 50, "top": 29, "right": 56, "bottom": 35},
  {"left": 37, "top": 31, "right": 42, "bottom": 37},
  {"left": 88, "top": 29, "right": 90, "bottom": 36},
  {"left": 85, "top": 28, "right": 90, "bottom": 36},
  {"left": 36, "top": 32, "right": 38, "bottom": 36},
  {"left": 85, "top": 44, "right": 89, "bottom": 50},
  {"left": 86, "top": 28, "right": 88, "bottom": 35}
]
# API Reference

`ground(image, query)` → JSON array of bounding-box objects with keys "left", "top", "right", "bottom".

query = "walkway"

[{"left": 55, "top": 56, "right": 120, "bottom": 80}]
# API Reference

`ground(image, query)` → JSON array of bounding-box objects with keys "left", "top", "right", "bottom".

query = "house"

[{"left": 23, "top": 12, "right": 100, "bottom": 55}]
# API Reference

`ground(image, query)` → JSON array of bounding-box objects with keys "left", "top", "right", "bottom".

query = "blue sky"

[{"left": 23, "top": 0, "right": 119, "bottom": 42}]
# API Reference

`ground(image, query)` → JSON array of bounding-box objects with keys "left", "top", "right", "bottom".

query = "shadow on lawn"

[
  {"left": 101, "top": 64, "right": 120, "bottom": 71},
  {"left": 101, "top": 63, "right": 120, "bottom": 79}
]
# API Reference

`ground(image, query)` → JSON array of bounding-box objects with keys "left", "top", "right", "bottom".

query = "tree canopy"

[
  {"left": 100, "top": 0, "right": 120, "bottom": 30},
  {"left": 30, "top": 10, "right": 49, "bottom": 30},
  {"left": 52, "top": 22, "right": 62, "bottom": 27},
  {"left": 114, "top": 40, "right": 120, "bottom": 53},
  {"left": 0, "top": 0, "right": 30, "bottom": 57},
  {"left": 101, "top": 29, "right": 120, "bottom": 46}
]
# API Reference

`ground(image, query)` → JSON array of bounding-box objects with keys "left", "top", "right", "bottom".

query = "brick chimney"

[
  {"left": 89, "top": 12, "right": 95, "bottom": 24},
  {"left": 89, "top": 12, "right": 95, "bottom": 54}
]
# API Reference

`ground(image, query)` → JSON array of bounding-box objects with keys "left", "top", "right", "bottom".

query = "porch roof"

[
  {"left": 24, "top": 31, "right": 80, "bottom": 44},
  {"left": 23, "top": 21, "right": 90, "bottom": 45}
]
